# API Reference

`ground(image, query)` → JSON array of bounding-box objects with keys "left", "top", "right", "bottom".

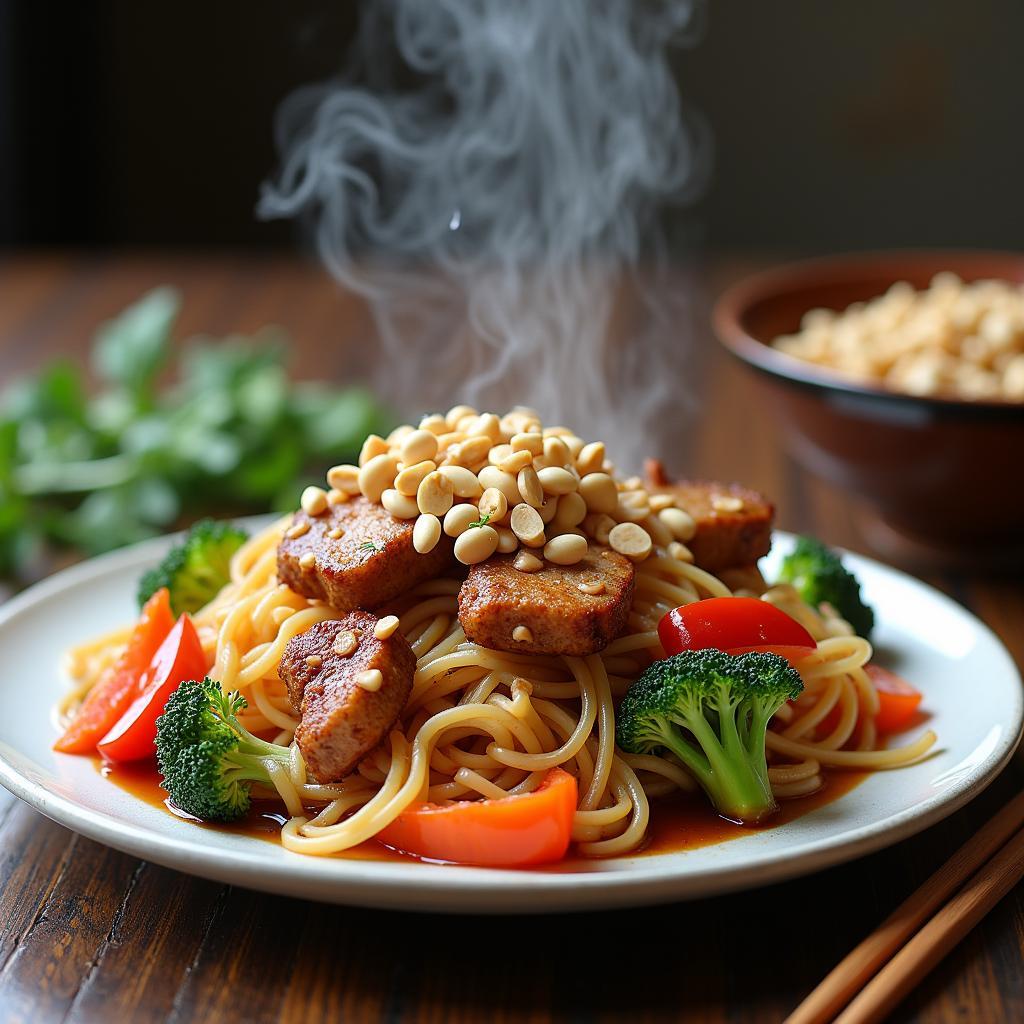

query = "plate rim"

[{"left": 0, "top": 527, "right": 1020, "bottom": 913}]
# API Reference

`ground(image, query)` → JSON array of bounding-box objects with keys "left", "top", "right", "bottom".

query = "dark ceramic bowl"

[{"left": 713, "top": 251, "right": 1024, "bottom": 561}]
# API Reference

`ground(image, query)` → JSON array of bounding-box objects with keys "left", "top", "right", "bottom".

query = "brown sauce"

[
  {"left": 640, "top": 768, "right": 868, "bottom": 856},
  {"left": 98, "top": 758, "right": 411, "bottom": 863},
  {"left": 98, "top": 758, "right": 869, "bottom": 866}
]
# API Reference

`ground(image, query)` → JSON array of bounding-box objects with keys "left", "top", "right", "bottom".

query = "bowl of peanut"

[{"left": 713, "top": 250, "right": 1024, "bottom": 563}]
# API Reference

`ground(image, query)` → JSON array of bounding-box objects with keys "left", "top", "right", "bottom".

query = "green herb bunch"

[{"left": 0, "top": 287, "right": 391, "bottom": 580}]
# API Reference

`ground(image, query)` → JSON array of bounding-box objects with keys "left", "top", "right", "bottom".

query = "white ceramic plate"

[{"left": 0, "top": 528, "right": 1019, "bottom": 913}]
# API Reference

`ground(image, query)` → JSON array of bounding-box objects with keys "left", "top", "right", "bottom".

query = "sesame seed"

[
  {"left": 512, "top": 625, "right": 534, "bottom": 643},
  {"left": 659, "top": 506, "right": 697, "bottom": 541},
  {"left": 332, "top": 630, "right": 359, "bottom": 657},
  {"left": 301, "top": 485, "right": 329, "bottom": 516},
  {"left": 608, "top": 521, "right": 652, "bottom": 562},
  {"left": 355, "top": 669, "right": 383, "bottom": 691},
  {"left": 299, "top": 552, "right": 316, "bottom": 570},
  {"left": 305, "top": 655, "right": 323, "bottom": 668},
  {"left": 327, "top": 464, "right": 360, "bottom": 494},
  {"left": 513, "top": 550, "right": 544, "bottom": 573},
  {"left": 711, "top": 494, "right": 744, "bottom": 513},
  {"left": 374, "top": 615, "right": 400, "bottom": 640}
]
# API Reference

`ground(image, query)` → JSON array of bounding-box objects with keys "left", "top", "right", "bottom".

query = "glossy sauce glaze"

[
  {"left": 99, "top": 758, "right": 869, "bottom": 865},
  {"left": 99, "top": 759, "right": 410, "bottom": 863},
  {"left": 640, "top": 768, "right": 868, "bottom": 856}
]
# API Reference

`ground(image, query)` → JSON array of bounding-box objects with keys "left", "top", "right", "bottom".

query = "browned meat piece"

[
  {"left": 458, "top": 548, "right": 634, "bottom": 656},
  {"left": 278, "top": 495, "right": 455, "bottom": 610},
  {"left": 279, "top": 611, "right": 415, "bottom": 783},
  {"left": 645, "top": 461, "right": 774, "bottom": 573},
  {"left": 644, "top": 458, "right": 672, "bottom": 488}
]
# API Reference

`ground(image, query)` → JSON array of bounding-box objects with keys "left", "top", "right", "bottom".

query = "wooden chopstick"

[
  {"left": 835, "top": 825, "right": 1024, "bottom": 1023},
  {"left": 787, "top": 788, "right": 1024, "bottom": 1024}
]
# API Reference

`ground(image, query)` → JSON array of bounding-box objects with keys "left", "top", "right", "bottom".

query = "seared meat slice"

[
  {"left": 279, "top": 611, "right": 415, "bottom": 783},
  {"left": 278, "top": 495, "right": 455, "bottom": 610},
  {"left": 458, "top": 548, "right": 634, "bottom": 656},
  {"left": 645, "top": 461, "right": 774, "bottom": 573}
]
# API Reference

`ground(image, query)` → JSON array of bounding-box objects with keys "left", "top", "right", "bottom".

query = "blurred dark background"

[{"left": 2, "top": 0, "right": 1022, "bottom": 253}]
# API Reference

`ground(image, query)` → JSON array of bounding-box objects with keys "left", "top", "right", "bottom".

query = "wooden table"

[{"left": 1, "top": 254, "right": 1022, "bottom": 1024}]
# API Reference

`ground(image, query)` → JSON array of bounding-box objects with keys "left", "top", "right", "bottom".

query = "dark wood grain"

[
  {"left": 62, "top": 866, "right": 224, "bottom": 1024},
  {"left": 0, "top": 253, "right": 1022, "bottom": 1024},
  {"left": 0, "top": 825, "right": 137, "bottom": 1023}
]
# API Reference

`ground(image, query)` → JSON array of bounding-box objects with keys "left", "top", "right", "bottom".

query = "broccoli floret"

[
  {"left": 778, "top": 536, "right": 874, "bottom": 640},
  {"left": 616, "top": 650, "right": 803, "bottom": 824},
  {"left": 137, "top": 518, "right": 248, "bottom": 614},
  {"left": 155, "top": 678, "right": 292, "bottom": 822}
]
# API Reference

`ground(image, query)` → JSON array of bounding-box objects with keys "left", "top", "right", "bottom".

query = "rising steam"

[{"left": 260, "top": 0, "right": 709, "bottom": 470}]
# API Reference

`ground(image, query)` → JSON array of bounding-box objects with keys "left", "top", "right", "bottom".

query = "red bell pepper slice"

[
  {"left": 377, "top": 768, "right": 577, "bottom": 866},
  {"left": 724, "top": 644, "right": 819, "bottom": 667},
  {"left": 97, "top": 613, "right": 208, "bottom": 763},
  {"left": 658, "top": 597, "right": 816, "bottom": 661},
  {"left": 55, "top": 589, "right": 175, "bottom": 754},
  {"left": 867, "top": 665, "right": 923, "bottom": 734}
]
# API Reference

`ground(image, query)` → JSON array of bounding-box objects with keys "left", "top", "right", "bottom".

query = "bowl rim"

[{"left": 712, "top": 248, "right": 1024, "bottom": 420}]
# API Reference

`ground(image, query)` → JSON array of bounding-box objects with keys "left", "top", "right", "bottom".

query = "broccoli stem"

[
  {"left": 746, "top": 700, "right": 776, "bottom": 775},
  {"left": 662, "top": 702, "right": 777, "bottom": 825},
  {"left": 230, "top": 718, "right": 292, "bottom": 765},
  {"left": 228, "top": 749, "right": 287, "bottom": 772},
  {"left": 223, "top": 752, "right": 288, "bottom": 782},
  {"left": 220, "top": 738, "right": 292, "bottom": 789}
]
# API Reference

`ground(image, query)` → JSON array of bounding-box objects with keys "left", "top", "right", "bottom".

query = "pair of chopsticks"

[{"left": 787, "top": 789, "right": 1024, "bottom": 1024}]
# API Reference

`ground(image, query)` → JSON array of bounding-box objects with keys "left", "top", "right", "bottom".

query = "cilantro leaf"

[
  {"left": 92, "top": 287, "right": 179, "bottom": 400},
  {"left": 0, "top": 287, "right": 393, "bottom": 583}
]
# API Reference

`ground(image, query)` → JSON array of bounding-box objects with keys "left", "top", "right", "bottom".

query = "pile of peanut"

[
  {"left": 299, "top": 407, "right": 698, "bottom": 569},
  {"left": 773, "top": 273, "right": 1024, "bottom": 401}
]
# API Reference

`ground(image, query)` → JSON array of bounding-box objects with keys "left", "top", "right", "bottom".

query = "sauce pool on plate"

[
  {"left": 98, "top": 758, "right": 869, "bottom": 865},
  {"left": 640, "top": 768, "right": 868, "bottom": 856}
]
